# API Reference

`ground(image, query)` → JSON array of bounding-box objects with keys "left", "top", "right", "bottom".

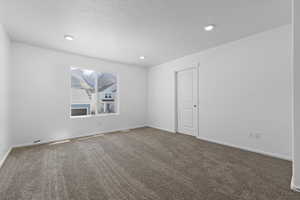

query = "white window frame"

[{"left": 70, "top": 66, "right": 120, "bottom": 118}]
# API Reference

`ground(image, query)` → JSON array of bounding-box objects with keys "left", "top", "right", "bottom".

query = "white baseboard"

[
  {"left": 146, "top": 126, "right": 291, "bottom": 161},
  {"left": 0, "top": 147, "right": 12, "bottom": 169},
  {"left": 291, "top": 177, "right": 300, "bottom": 192},
  {"left": 146, "top": 125, "right": 176, "bottom": 133},
  {"left": 12, "top": 125, "right": 147, "bottom": 149},
  {"left": 196, "top": 135, "right": 292, "bottom": 161}
]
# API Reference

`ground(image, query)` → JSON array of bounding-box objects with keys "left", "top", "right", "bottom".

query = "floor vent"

[
  {"left": 33, "top": 140, "right": 41, "bottom": 144},
  {"left": 49, "top": 140, "right": 71, "bottom": 146},
  {"left": 120, "top": 129, "right": 131, "bottom": 132}
]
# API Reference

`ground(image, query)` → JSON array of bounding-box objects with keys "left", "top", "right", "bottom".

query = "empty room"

[{"left": 1, "top": 0, "right": 300, "bottom": 199}]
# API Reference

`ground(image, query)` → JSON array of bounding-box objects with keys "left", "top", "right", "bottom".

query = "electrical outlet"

[
  {"left": 249, "top": 132, "right": 262, "bottom": 139},
  {"left": 255, "top": 133, "right": 262, "bottom": 139}
]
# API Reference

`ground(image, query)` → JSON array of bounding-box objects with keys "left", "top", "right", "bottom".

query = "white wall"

[
  {"left": 293, "top": 0, "right": 300, "bottom": 189},
  {"left": 0, "top": 25, "right": 11, "bottom": 164},
  {"left": 10, "top": 42, "right": 147, "bottom": 146},
  {"left": 148, "top": 25, "right": 293, "bottom": 160}
]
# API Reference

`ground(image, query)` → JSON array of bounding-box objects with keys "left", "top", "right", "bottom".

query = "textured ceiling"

[{"left": 0, "top": 0, "right": 292, "bottom": 67}]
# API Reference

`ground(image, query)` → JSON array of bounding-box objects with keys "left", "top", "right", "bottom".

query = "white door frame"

[{"left": 174, "top": 65, "right": 199, "bottom": 137}]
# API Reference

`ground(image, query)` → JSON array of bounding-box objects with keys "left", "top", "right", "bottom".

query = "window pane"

[
  {"left": 97, "top": 73, "right": 117, "bottom": 114},
  {"left": 70, "top": 67, "right": 118, "bottom": 117},
  {"left": 71, "top": 107, "right": 88, "bottom": 116},
  {"left": 71, "top": 68, "right": 97, "bottom": 116}
]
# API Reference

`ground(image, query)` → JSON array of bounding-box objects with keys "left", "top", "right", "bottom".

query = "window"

[{"left": 70, "top": 67, "right": 118, "bottom": 117}]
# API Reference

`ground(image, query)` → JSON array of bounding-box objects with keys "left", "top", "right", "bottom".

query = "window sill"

[{"left": 70, "top": 113, "right": 119, "bottom": 119}]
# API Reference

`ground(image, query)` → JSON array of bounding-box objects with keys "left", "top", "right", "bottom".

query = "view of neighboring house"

[{"left": 71, "top": 67, "right": 117, "bottom": 116}]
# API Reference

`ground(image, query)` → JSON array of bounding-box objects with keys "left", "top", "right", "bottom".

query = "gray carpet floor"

[{"left": 0, "top": 127, "right": 299, "bottom": 200}]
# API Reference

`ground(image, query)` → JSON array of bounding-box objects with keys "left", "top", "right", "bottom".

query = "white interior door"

[{"left": 177, "top": 68, "right": 198, "bottom": 136}]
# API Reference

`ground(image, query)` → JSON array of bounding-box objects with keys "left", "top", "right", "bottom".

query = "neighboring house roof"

[{"left": 71, "top": 68, "right": 116, "bottom": 93}]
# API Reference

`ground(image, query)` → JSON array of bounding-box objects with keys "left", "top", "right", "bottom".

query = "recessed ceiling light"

[
  {"left": 204, "top": 24, "right": 215, "bottom": 31},
  {"left": 139, "top": 56, "right": 145, "bottom": 60},
  {"left": 64, "top": 35, "right": 74, "bottom": 41}
]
